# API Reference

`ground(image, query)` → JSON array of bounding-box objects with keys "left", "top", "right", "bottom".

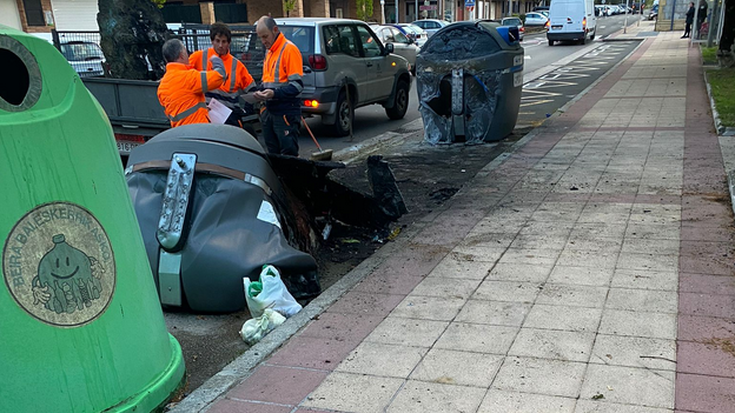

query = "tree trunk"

[
  {"left": 720, "top": 0, "right": 735, "bottom": 54},
  {"left": 97, "top": 0, "right": 169, "bottom": 80}
]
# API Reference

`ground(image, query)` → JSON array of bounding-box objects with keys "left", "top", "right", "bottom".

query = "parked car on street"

[
  {"left": 395, "top": 23, "right": 428, "bottom": 47},
  {"left": 411, "top": 19, "right": 449, "bottom": 37},
  {"left": 274, "top": 18, "right": 412, "bottom": 136},
  {"left": 500, "top": 17, "right": 525, "bottom": 41},
  {"left": 524, "top": 12, "right": 549, "bottom": 26},
  {"left": 372, "top": 24, "right": 420, "bottom": 74},
  {"left": 60, "top": 41, "right": 106, "bottom": 77}
]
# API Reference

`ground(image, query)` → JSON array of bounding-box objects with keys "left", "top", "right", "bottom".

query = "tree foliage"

[
  {"left": 283, "top": 0, "right": 297, "bottom": 17},
  {"left": 151, "top": 0, "right": 166, "bottom": 8},
  {"left": 356, "top": 0, "right": 374, "bottom": 21}
]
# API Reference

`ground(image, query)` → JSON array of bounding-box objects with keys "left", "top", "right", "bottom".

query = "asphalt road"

[{"left": 297, "top": 13, "right": 646, "bottom": 158}]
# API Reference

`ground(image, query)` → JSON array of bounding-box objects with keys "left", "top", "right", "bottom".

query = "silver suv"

[{"left": 276, "top": 18, "right": 412, "bottom": 136}]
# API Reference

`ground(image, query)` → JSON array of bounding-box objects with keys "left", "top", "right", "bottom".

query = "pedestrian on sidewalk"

[
  {"left": 254, "top": 15, "right": 304, "bottom": 157},
  {"left": 683, "top": 2, "right": 694, "bottom": 38}
]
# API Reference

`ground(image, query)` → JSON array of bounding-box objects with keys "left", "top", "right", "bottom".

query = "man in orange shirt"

[
  {"left": 254, "top": 16, "right": 304, "bottom": 156},
  {"left": 158, "top": 39, "right": 227, "bottom": 127},
  {"left": 189, "top": 22, "right": 256, "bottom": 127}
]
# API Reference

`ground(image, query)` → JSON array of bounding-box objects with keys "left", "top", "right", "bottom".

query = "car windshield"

[
  {"left": 60, "top": 43, "right": 104, "bottom": 61},
  {"left": 279, "top": 26, "right": 315, "bottom": 53}
]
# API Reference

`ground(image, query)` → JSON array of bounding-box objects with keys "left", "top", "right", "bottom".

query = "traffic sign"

[{"left": 465, "top": 0, "right": 475, "bottom": 7}]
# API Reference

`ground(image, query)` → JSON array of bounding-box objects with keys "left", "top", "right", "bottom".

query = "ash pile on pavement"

[{"left": 167, "top": 128, "right": 527, "bottom": 393}]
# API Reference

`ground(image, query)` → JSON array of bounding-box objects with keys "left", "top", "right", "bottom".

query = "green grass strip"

[
  {"left": 707, "top": 68, "right": 735, "bottom": 128},
  {"left": 701, "top": 46, "right": 718, "bottom": 65}
]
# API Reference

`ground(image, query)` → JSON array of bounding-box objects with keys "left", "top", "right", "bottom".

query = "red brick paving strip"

[{"left": 675, "top": 45, "right": 735, "bottom": 413}]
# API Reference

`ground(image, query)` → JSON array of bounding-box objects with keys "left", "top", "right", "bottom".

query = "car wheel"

[
  {"left": 386, "top": 80, "right": 409, "bottom": 120},
  {"left": 590, "top": 34, "right": 595, "bottom": 41},
  {"left": 580, "top": 36, "right": 586, "bottom": 45},
  {"left": 331, "top": 89, "right": 353, "bottom": 137},
  {"left": 548, "top": 39, "right": 554, "bottom": 46}
]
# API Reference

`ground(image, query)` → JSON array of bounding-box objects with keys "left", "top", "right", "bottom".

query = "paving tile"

[
  {"left": 677, "top": 340, "right": 735, "bottom": 377},
  {"left": 300, "top": 312, "right": 385, "bottom": 342},
  {"left": 624, "top": 223, "right": 680, "bottom": 240},
  {"left": 675, "top": 373, "right": 735, "bottom": 413},
  {"left": 266, "top": 336, "right": 358, "bottom": 371},
  {"left": 605, "top": 288, "right": 678, "bottom": 313},
  {"left": 302, "top": 372, "right": 404, "bottom": 413},
  {"left": 548, "top": 266, "right": 615, "bottom": 287},
  {"left": 228, "top": 365, "right": 328, "bottom": 405},
  {"left": 680, "top": 224, "right": 734, "bottom": 242},
  {"left": 589, "top": 334, "right": 676, "bottom": 371},
  {"left": 486, "top": 262, "right": 554, "bottom": 282},
  {"left": 352, "top": 272, "right": 426, "bottom": 295},
  {"left": 335, "top": 341, "right": 428, "bottom": 378},
  {"left": 574, "top": 400, "right": 673, "bottom": 412},
  {"left": 621, "top": 238, "right": 680, "bottom": 255},
  {"left": 537, "top": 284, "right": 609, "bottom": 308},
  {"left": 473, "top": 280, "right": 543, "bottom": 303},
  {"left": 599, "top": 309, "right": 677, "bottom": 339},
  {"left": 523, "top": 303, "right": 603, "bottom": 332},
  {"left": 508, "top": 328, "right": 595, "bottom": 362},
  {"left": 428, "top": 254, "right": 496, "bottom": 279},
  {"left": 478, "top": 389, "right": 576, "bottom": 413},
  {"left": 410, "top": 348, "right": 504, "bottom": 387},
  {"left": 386, "top": 380, "right": 487, "bottom": 413},
  {"left": 563, "top": 238, "right": 623, "bottom": 252},
  {"left": 557, "top": 249, "right": 619, "bottom": 269},
  {"left": 390, "top": 295, "right": 466, "bottom": 321},
  {"left": 610, "top": 269, "right": 679, "bottom": 291},
  {"left": 677, "top": 314, "right": 735, "bottom": 342},
  {"left": 509, "top": 234, "right": 569, "bottom": 251},
  {"left": 409, "top": 277, "right": 482, "bottom": 299},
  {"left": 456, "top": 300, "right": 531, "bottom": 326},
  {"left": 364, "top": 316, "right": 449, "bottom": 347},
  {"left": 497, "top": 248, "right": 562, "bottom": 266},
  {"left": 616, "top": 252, "right": 678, "bottom": 272},
  {"left": 679, "top": 292, "right": 735, "bottom": 318},
  {"left": 326, "top": 291, "right": 405, "bottom": 317},
  {"left": 449, "top": 246, "right": 506, "bottom": 263},
  {"left": 492, "top": 356, "right": 586, "bottom": 398},
  {"left": 434, "top": 322, "right": 518, "bottom": 354},
  {"left": 579, "top": 364, "right": 674, "bottom": 408},
  {"left": 679, "top": 273, "right": 735, "bottom": 295},
  {"left": 207, "top": 399, "right": 293, "bottom": 413},
  {"left": 459, "top": 232, "right": 517, "bottom": 249}
]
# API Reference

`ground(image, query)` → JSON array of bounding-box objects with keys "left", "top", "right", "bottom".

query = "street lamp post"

[
  {"left": 624, "top": 0, "right": 630, "bottom": 33},
  {"left": 381, "top": 0, "right": 386, "bottom": 23}
]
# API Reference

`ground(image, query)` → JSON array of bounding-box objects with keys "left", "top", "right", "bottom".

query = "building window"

[{"left": 23, "top": 0, "right": 45, "bottom": 26}]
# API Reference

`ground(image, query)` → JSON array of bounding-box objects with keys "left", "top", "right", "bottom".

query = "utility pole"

[
  {"left": 624, "top": 0, "right": 630, "bottom": 32},
  {"left": 381, "top": 0, "right": 386, "bottom": 23}
]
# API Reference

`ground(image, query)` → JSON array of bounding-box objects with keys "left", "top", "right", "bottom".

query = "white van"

[{"left": 546, "top": 0, "right": 597, "bottom": 45}]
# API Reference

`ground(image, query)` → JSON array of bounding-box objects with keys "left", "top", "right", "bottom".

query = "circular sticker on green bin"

[{"left": 2, "top": 202, "right": 116, "bottom": 327}]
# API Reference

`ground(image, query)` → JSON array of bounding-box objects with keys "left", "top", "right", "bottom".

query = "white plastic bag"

[
  {"left": 243, "top": 265, "right": 303, "bottom": 318},
  {"left": 240, "top": 308, "right": 286, "bottom": 345}
]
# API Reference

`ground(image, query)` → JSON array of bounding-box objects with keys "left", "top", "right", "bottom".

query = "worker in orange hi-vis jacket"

[
  {"left": 189, "top": 22, "right": 256, "bottom": 127},
  {"left": 157, "top": 39, "right": 227, "bottom": 127},
  {"left": 253, "top": 15, "right": 304, "bottom": 157}
]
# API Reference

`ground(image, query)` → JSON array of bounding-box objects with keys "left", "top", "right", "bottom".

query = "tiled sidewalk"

[{"left": 203, "top": 30, "right": 735, "bottom": 413}]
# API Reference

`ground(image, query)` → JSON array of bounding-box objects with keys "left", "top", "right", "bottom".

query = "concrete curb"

[
  {"left": 332, "top": 118, "right": 425, "bottom": 164},
  {"left": 168, "top": 31, "right": 647, "bottom": 413}
]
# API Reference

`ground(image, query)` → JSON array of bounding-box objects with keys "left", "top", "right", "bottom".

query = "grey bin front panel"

[
  {"left": 416, "top": 22, "right": 524, "bottom": 144},
  {"left": 126, "top": 125, "right": 318, "bottom": 313}
]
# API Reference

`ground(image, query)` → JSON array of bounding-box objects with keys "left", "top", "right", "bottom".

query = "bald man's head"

[{"left": 257, "top": 16, "right": 279, "bottom": 49}]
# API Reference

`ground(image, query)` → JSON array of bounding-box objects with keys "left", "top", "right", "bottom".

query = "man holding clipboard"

[{"left": 189, "top": 22, "right": 257, "bottom": 127}]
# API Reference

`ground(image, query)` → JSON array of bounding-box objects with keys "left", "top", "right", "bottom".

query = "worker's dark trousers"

[{"left": 261, "top": 109, "right": 300, "bottom": 156}]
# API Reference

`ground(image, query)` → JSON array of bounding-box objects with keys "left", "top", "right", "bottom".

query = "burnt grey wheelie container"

[{"left": 416, "top": 21, "right": 524, "bottom": 144}]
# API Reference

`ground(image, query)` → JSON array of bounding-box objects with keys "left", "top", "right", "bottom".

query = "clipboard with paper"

[{"left": 207, "top": 98, "right": 232, "bottom": 124}]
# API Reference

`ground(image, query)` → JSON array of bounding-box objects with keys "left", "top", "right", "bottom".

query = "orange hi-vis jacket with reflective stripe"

[
  {"left": 189, "top": 48, "right": 255, "bottom": 101},
  {"left": 157, "top": 63, "right": 225, "bottom": 127},
  {"left": 260, "top": 33, "right": 304, "bottom": 115}
]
